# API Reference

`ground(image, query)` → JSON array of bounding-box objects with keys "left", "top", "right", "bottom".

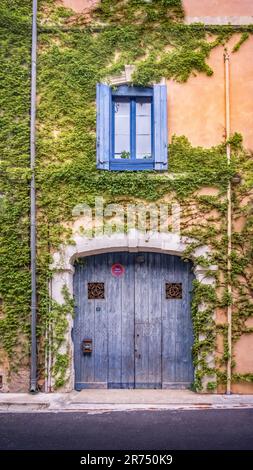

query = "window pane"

[
  {"left": 114, "top": 100, "right": 130, "bottom": 158},
  {"left": 136, "top": 135, "right": 152, "bottom": 158},
  {"left": 136, "top": 99, "right": 151, "bottom": 159},
  {"left": 114, "top": 135, "right": 130, "bottom": 158}
]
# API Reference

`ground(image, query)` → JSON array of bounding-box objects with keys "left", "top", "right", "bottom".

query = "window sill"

[{"left": 109, "top": 161, "right": 155, "bottom": 171}]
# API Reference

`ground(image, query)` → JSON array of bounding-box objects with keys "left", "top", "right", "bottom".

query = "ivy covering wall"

[
  {"left": 0, "top": 0, "right": 253, "bottom": 391},
  {"left": 0, "top": 1, "right": 32, "bottom": 379}
]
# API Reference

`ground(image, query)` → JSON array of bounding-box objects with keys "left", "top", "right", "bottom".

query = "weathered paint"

[{"left": 73, "top": 252, "right": 194, "bottom": 390}]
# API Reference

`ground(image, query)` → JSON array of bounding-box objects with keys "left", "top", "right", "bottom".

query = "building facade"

[{"left": 0, "top": 0, "right": 253, "bottom": 393}]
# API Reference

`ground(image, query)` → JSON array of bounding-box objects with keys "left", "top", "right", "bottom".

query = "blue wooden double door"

[{"left": 74, "top": 252, "right": 194, "bottom": 390}]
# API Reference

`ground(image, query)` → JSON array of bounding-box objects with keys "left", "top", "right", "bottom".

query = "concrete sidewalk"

[{"left": 1, "top": 390, "right": 253, "bottom": 412}]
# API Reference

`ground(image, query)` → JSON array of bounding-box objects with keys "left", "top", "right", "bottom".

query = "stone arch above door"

[{"left": 48, "top": 230, "right": 217, "bottom": 392}]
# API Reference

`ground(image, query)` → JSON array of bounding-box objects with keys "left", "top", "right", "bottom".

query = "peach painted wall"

[
  {"left": 183, "top": 0, "right": 253, "bottom": 17},
  {"left": 230, "top": 35, "right": 253, "bottom": 150},
  {"left": 234, "top": 334, "right": 253, "bottom": 374},
  {"left": 61, "top": 0, "right": 99, "bottom": 13},
  {"left": 232, "top": 334, "right": 253, "bottom": 393},
  {"left": 168, "top": 35, "right": 253, "bottom": 149}
]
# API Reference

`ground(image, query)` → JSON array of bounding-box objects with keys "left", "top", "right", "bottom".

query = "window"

[
  {"left": 112, "top": 88, "right": 153, "bottom": 169},
  {"left": 96, "top": 84, "right": 168, "bottom": 171}
]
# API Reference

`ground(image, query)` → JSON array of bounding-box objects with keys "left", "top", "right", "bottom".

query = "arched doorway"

[{"left": 73, "top": 251, "right": 194, "bottom": 390}]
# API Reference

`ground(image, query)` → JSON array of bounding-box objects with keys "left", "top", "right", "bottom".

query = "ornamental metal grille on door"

[
  {"left": 87, "top": 282, "right": 105, "bottom": 299},
  {"left": 165, "top": 283, "right": 182, "bottom": 299},
  {"left": 73, "top": 252, "right": 194, "bottom": 390}
]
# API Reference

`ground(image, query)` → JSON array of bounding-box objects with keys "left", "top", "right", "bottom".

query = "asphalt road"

[{"left": 0, "top": 410, "right": 253, "bottom": 450}]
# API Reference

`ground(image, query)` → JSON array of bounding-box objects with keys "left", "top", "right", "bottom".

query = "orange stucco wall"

[
  {"left": 61, "top": 0, "right": 99, "bottom": 13},
  {"left": 167, "top": 46, "right": 225, "bottom": 147},
  {"left": 234, "top": 334, "right": 253, "bottom": 375},
  {"left": 230, "top": 36, "right": 253, "bottom": 150},
  {"left": 183, "top": 0, "right": 253, "bottom": 17},
  {"left": 232, "top": 334, "right": 253, "bottom": 394},
  {"left": 168, "top": 35, "right": 253, "bottom": 150}
]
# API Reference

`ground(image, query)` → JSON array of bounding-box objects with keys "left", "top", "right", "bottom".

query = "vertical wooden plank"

[
  {"left": 74, "top": 256, "right": 96, "bottom": 389},
  {"left": 147, "top": 252, "right": 162, "bottom": 388},
  {"left": 182, "top": 259, "right": 192, "bottom": 382},
  {"left": 162, "top": 255, "right": 194, "bottom": 388},
  {"left": 121, "top": 252, "right": 135, "bottom": 388},
  {"left": 174, "top": 256, "right": 186, "bottom": 383},
  {"left": 134, "top": 252, "right": 162, "bottom": 388},
  {"left": 187, "top": 265, "right": 195, "bottom": 382},
  {"left": 135, "top": 252, "right": 150, "bottom": 387},
  {"left": 107, "top": 253, "right": 123, "bottom": 387},
  {"left": 175, "top": 257, "right": 194, "bottom": 385},
  {"left": 162, "top": 254, "right": 177, "bottom": 386},
  {"left": 81, "top": 256, "right": 95, "bottom": 387},
  {"left": 73, "top": 262, "right": 81, "bottom": 388},
  {"left": 93, "top": 253, "right": 108, "bottom": 385}
]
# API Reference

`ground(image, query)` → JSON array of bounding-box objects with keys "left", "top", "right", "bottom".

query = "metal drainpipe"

[
  {"left": 30, "top": 0, "right": 38, "bottom": 393},
  {"left": 224, "top": 51, "right": 232, "bottom": 395}
]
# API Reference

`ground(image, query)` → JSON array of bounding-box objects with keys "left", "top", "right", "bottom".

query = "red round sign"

[{"left": 111, "top": 263, "right": 125, "bottom": 277}]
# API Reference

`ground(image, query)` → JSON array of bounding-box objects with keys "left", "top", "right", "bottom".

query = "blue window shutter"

[
  {"left": 153, "top": 84, "right": 168, "bottom": 170},
  {"left": 96, "top": 83, "right": 111, "bottom": 170}
]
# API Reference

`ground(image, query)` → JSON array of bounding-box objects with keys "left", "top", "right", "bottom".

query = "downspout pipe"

[
  {"left": 30, "top": 0, "right": 38, "bottom": 393},
  {"left": 224, "top": 51, "right": 232, "bottom": 395}
]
